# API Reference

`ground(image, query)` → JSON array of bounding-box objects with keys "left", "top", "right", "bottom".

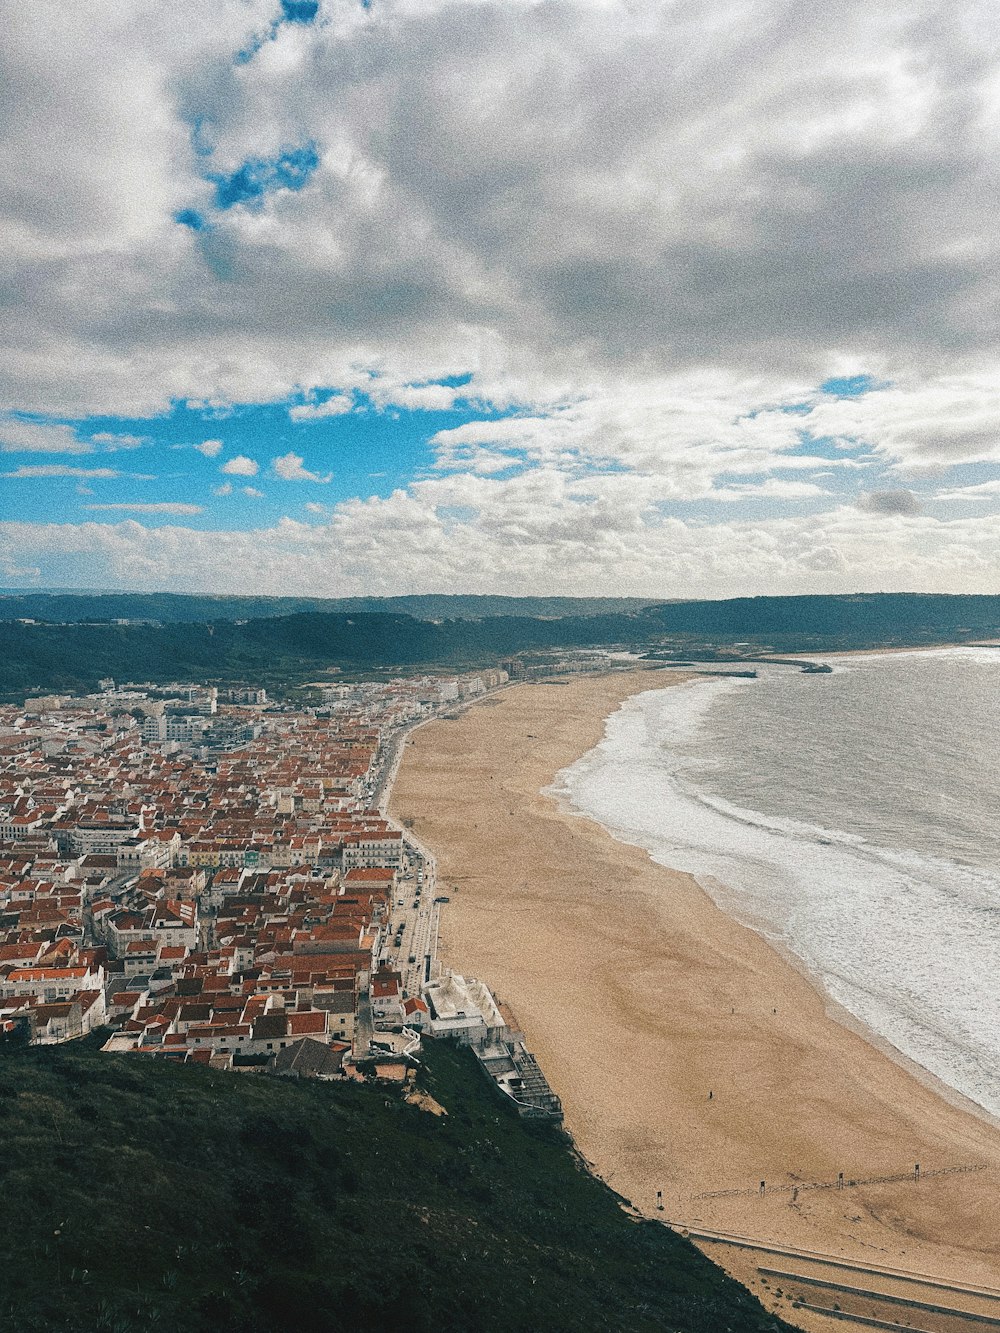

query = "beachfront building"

[
  {"left": 342, "top": 828, "right": 404, "bottom": 869},
  {"left": 422, "top": 970, "right": 505, "bottom": 1042}
]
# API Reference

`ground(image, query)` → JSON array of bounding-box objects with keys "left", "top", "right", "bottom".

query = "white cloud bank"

[
  {"left": 3, "top": 471, "right": 999, "bottom": 597},
  {"left": 2, "top": 0, "right": 1000, "bottom": 593},
  {"left": 4, "top": 0, "right": 1000, "bottom": 412}
]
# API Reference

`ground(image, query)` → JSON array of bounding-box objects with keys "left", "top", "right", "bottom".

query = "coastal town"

[{"left": 0, "top": 669, "right": 561, "bottom": 1119}]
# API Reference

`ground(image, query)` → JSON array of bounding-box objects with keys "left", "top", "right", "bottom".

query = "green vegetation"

[
  {"left": 5, "top": 591, "right": 999, "bottom": 698},
  {"left": 0, "top": 591, "right": 659, "bottom": 624},
  {"left": 0, "top": 1036, "right": 791, "bottom": 1332},
  {"left": 646, "top": 592, "right": 1000, "bottom": 647},
  {"left": 0, "top": 610, "right": 645, "bottom": 696}
]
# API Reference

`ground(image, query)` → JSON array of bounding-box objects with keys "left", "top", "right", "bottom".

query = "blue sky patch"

[
  {"left": 188, "top": 116, "right": 214, "bottom": 159},
  {"left": 212, "top": 143, "right": 319, "bottom": 210},
  {"left": 175, "top": 209, "right": 211, "bottom": 232},
  {"left": 775, "top": 402, "right": 812, "bottom": 415},
  {"left": 281, "top": 0, "right": 319, "bottom": 20},
  {"left": 820, "top": 373, "right": 886, "bottom": 397},
  {"left": 0, "top": 394, "right": 521, "bottom": 532}
]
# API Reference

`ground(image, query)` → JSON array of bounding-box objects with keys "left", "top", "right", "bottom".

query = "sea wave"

[{"left": 556, "top": 666, "right": 1000, "bottom": 1119}]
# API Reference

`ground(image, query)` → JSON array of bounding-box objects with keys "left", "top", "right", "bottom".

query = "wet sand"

[{"left": 390, "top": 670, "right": 1000, "bottom": 1329}]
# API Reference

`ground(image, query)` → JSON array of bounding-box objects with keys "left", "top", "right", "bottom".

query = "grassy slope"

[{"left": 0, "top": 1036, "right": 793, "bottom": 1333}]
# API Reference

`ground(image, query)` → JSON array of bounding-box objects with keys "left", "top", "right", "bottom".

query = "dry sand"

[{"left": 390, "top": 669, "right": 1000, "bottom": 1329}]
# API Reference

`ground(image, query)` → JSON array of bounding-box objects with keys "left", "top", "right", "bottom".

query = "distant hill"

[
  {"left": 0, "top": 1037, "right": 791, "bottom": 1333},
  {"left": 3, "top": 592, "right": 999, "bottom": 697},
  {"left": 0, "top": 591, "right": 659, "bottom": 624},
  {"left": 642, "top": 592, "right": 1000, "bottom": 647},
  {"left": 0, "top": 609, "right": 647, "bottom": 695}
]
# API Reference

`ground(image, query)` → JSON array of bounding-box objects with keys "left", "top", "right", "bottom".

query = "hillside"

[
  {"left": 0, "top": 1036, "right": 792, "bottom": 1333},
  {"left": 5, "top": 592, "right": 1000, "bottom": 698},
  {"left": 0, "top": 610, "right": 646, "bottom": 696},
  {"left": 0, "top": 591, "right": 659, "bottom": 624},
  {"left": 646, "top": 592, "right": 1000, "bottom": 646}
]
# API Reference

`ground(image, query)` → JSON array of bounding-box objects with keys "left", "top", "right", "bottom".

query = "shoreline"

[
  {"left": 543, "top": 698, "right": 1000, "bottom": 1146},
  {"left": 545, "top": 675, "right": 1000, "bottom": 1141},
  {"left": 561, "top": 657, "right": 1000, "bottom": 1144},
  {"left": 390, "top": 667, "right": 1000, "bottom": 1329}
]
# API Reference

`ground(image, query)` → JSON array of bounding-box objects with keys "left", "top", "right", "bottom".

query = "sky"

[{"left": 2, "top": 0, "right": 999, "bottom": 599}]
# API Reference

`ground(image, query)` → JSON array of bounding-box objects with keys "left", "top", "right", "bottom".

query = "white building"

[
  {"left": 422, "top": 971, "right": 504, "bottom": 1043},
  {"left": 342, "top": 830, "right": 404, "bottom": 869}
]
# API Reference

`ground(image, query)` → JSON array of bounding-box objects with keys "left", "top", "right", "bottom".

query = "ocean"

[{"left": 554, "top": 648, "right": 1000, "bottom": 1120}]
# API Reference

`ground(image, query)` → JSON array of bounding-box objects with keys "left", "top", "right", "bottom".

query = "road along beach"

[{"left": 391, "top": 668, "right": 1000, "bottom": 1330}]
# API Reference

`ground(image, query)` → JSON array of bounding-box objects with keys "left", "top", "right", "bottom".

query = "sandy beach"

[{"left": 391, "top": 669, "right": 1000, "bottom": 1329}]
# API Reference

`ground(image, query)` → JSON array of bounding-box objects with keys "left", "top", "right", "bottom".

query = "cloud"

[
  {"left": 370, "top": 382, "right": 460, "bottom": 412},
  {"left": 84, "top": 502, "right": 204, "bottom": 515},
  {"left": 304, "top": 501, "right": 326, "bottom": 514},
  {"left": 89, "top": 431, "right": 147, "bottom": 450},
  {"left": 289, "top": 395, "right": 353, "bottom": 421},
  {"left": 195, "top": 438, "right": 224, "bottom": 457},
  {"left": 214, "top": 481, "right": 233, "bottom": 496},
  {"left": 2, "top": 0, "right": 1000, "bottom": 598},
  {"left": 427, "top": 379, "right": 827, "bottom": 489},
  {"left": 220, "top": 455, "right": 259, "bottom": 476},
  {"left": 857, "top": 489, "right": 921, "bottom": 516},
  {"left": 709, "top": 479, "right": 829, "bottom": 503},
  {"left": 0, "top": 417, "right": 90, "bottom": 454},
  {"left": 804, "top": 380, "right": 1000, "bottom": 469},
  {"left": 936, "top": 479, "right": 1000, "bottom": 503},
  {"left": 272, "top": 450, "right": 331, "bottom": 483},
  {"left": 4, "top": 0, "right": 1000, "bottom": 427},
  {"left": 5, "top": 484, "right": 999, "bottom": 598},
  {"left": 242, "top": 485, "right": 264, "bottom": 497},
  {"left": 2, "top": 465, "right": 119, "bottom": 479}
]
